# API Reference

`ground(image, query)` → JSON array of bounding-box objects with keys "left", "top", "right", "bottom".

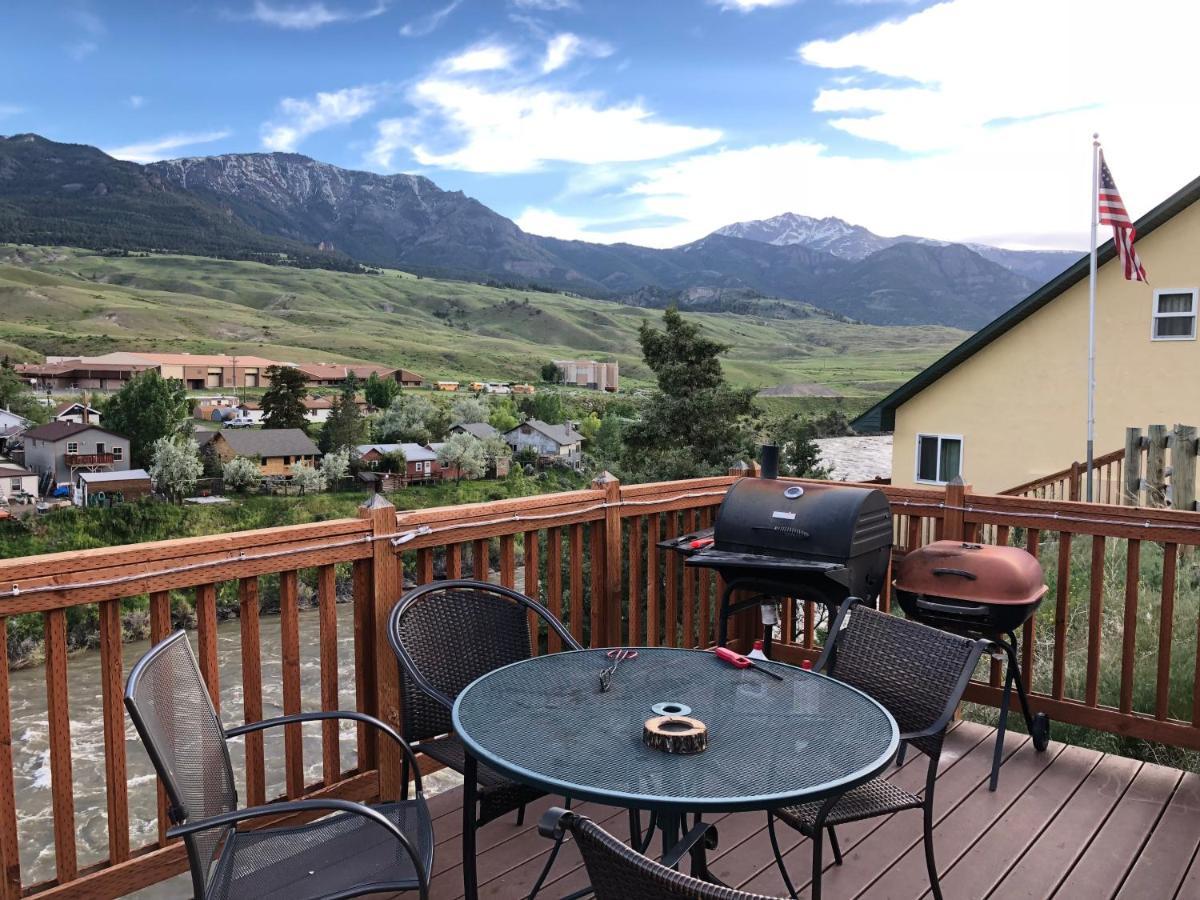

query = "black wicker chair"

[
  {"left": 125, "top": 630, "right": 432, "bottom": 900},
  {"left": 387, "top": 579, "right": 584, "bottom": 900},
  {"left": 766, "top": 598, "right": 987, "bottom": 900},
  {"left": 540, "top": 808, "right": 781, "bottom": 900}
]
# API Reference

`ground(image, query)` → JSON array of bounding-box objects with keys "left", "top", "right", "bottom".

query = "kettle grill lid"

[{"left": 893, "top": 541, "right": 1047, "bottom": 606}]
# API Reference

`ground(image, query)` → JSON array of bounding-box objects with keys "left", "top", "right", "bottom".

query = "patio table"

[{"left": 452, "top": 646, "right": 898, "bottom": 894}]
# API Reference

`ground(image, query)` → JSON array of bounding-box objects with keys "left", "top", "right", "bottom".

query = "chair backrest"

[
  {"left": 124, "top": 631, "right": 237, "bottom": 898},
  {"left": 825, "top": 605, "right": 982, "bottom": 757},
  {"left": 387, "top": 579, "right": 581, "bottom": 743},
  {"left": 551, "top": 811, "right": 779, "bottom": 900}
]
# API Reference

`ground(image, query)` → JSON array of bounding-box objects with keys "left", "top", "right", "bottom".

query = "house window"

[
  {"left": 66, "top": 442, "right": 79, "bottom": 455},
  {"left": 112, "top": 446, "right": 123, "bottom": 461},
  {"left": 916, "top": 434, "right": 963, "bottom": 484},
  {"left": 1152, "top": 289, "right": 1197, "bottom": 341},
  {"left": 9, "top": 478, "right": 21, "bottom": 491},
  {"left": 96, "top": 442, "right": 106, "bottom": 456}
]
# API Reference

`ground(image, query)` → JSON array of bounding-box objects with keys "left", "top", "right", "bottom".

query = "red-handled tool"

[
  {"left": 688, "top": 536, "right": 715, "bottom": 550},
  {"left": 714, "top": 646, "right": 784, "bottom": 680}
]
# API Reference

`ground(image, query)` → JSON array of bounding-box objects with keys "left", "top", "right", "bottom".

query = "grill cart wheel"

[{"left": 1031, "top": 713, "right": 1051, "bottom": 752}]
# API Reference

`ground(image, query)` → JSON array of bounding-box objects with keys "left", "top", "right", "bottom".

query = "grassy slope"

[{"left": 0, "top": 245, "right": 965, "bottom": 397}]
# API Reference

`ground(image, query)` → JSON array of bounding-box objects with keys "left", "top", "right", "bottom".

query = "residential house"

[
  {"left": 504, "top": 419, "right": 583, "bottom": 463},
  {"left": 435, "top": 381, "right": 460, "bottom": 392},
  {"left": 208, "top": 429, "right": 320, "bottom": 477},
  {"left": 449, "top": 422, "right": 499, "bottom": 441},
  {"left": 74, "top": 469, "right": 153, "bottom": 506},
  {"left": 234, "top": 401, "right": 266, "bottom": 425},
  {"left": 355, "top": 443, "right": 438, "bottom": 482},
  {"left": 853, "top": 173, "right": 1200, "bottom": 494},
  {"left": 0, "top": 410, "right": 31, "bottom": 454},
  {"left": 22, "top": 422, "right": 130, "bottom": 485},
  {"left": 52, "top": 401, "right": 102, "bottom": 425},
  {"left": 0, "top": 464, "right": 38, "bottom": 502},
  {"left": 301, "top": 395, "right": 369, "bottom": 425},
  {"left": 553, "top": 360, "right": 619, "bottom": 392}
]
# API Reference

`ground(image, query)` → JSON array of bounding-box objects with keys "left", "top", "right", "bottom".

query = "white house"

[
  {"left": 504, "top": 419, "right": 584, "bottom": 462},
  {"left": 53, "top": 401, "right": 101, "bottom": 425},
  {"left": 0, "top": 464, "right": 38, "bottom": 502}
]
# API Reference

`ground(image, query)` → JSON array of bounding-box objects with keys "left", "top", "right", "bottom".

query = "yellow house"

[
  {"left": 208, "top": 428, "right": 321, "bottom": 477},
  {"left": 855, "top": 174, "right": 1200, "bottom": 495}
]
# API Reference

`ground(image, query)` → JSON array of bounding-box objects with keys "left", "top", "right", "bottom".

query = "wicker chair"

[
  {"left": 125, "top": 631, "right": 432, "bottom": 900},
  {"left": 540, "top": 808, "right": 781, "bottom": 900},
  {"left": 766, "top": 598, "right": 987, "bottom": 900},
  {"left": 387, "top": 579, "right": 584, "bottom": 900}
]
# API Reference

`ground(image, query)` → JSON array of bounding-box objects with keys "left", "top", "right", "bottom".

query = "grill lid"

[{"left": 894, "top": 541, "right": 1047, "bottom": 606}]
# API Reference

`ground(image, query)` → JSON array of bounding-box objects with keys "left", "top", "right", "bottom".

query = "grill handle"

[
  {"left": 916, "top": 598, "right": 989, "bottom": 617},
  {"left": 932, "top": 567, "right": 978, "bottom": 581}
]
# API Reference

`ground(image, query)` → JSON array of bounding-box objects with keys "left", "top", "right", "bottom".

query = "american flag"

[{"left": 1098, "top": 151, "right": 1148, "bottom": 282}]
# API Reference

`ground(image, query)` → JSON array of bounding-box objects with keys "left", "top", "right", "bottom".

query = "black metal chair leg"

[
  {"left": 896, "top": 741, "right": 908, "bottom": 767},
  {"left": 516, "top": 803, "right": 526, "bottom": 826},
  {"left": 923, "top": 799, "right": 942, "bottom": 900},
  {"left": 828, "top": 825, "right": 843, "bottom": 866},
  {"left": 463, "top": 753, "right": 479, "bottom": 900},
  {"left": 767, "top": 812, "right": 799, "bottom": 900},
  {"left": 810, "top": 819, "right": 825, "bottom": 900},
  {"left": 527, "top": 796, "right": 571, "bottom": 900}
]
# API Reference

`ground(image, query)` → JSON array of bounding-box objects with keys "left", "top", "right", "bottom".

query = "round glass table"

[{"left": 452, "top": 647, "right": 898, "bottom": 885}]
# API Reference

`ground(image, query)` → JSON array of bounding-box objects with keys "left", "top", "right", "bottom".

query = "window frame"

[
  {"left": 112, "top": 446, "right": 123, "bottom": 461},
  {"left": 1150, "top": 288, "right": 1198, "bottom": 342},
  {"left": 66, "top": 441, "right": 79, "bottom": 456},
  {"left": 9, "top": 478, "right": 21, "bottom": 491},
  {"left": 914, "top": 432, "right": 964, "bottom": 485}
]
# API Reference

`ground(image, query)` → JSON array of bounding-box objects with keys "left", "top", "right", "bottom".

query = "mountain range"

[{"left": 0, "top": 133, "right": 1083, "bottom": 329}]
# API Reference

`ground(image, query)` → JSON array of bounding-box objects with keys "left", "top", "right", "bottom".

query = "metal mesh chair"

[
  {"left": 766, "top": 599, "right": 987, "bottom": 900},
  {"left": 387, "top": 579, "right": 584, "bottom": 900},
  {"left": 540, "top": 808, "right": 781, "bottom": 900},
  {"left": 125, "top": 631, "right": 433, "bottom": 900}
]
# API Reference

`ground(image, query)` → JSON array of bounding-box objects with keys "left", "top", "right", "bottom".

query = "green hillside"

[{"left": 0, "top": 245, "right": 965, "bottom": 399}]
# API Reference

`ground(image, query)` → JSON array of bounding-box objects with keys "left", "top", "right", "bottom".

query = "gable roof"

[
  {"left": 23, "top": 421, "right": 124, "bottom": 442},
  {"left": 451, "top": 421, "right": 498, "bottom": 440},
  {"left": 354, "top": 442, "right": 437, "bottom": 462},
  {"left": 53, "top": 401, "right": 100, "bottom": 417},
  {"left": 852, "top": 172, "right": 1200, "bottom": 434},
  {"left": 216, "top": 428, "right": 320, "bottom": 457},
  {"left": 506, "top": 419, "right": 583, "bottom": 446}
]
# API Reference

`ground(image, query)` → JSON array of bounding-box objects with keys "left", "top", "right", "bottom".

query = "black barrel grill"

[{"left": 664, "top": 478, "right": 893, "bottom": 652}]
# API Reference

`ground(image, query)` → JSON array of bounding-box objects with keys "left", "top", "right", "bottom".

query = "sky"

[{"left": 2, "top": 0, "right": 1197, "bottom": 251}]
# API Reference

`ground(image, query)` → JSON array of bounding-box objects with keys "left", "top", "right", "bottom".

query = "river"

[{"left": 9, "top": 602, "right": 460, "bottom": 897}]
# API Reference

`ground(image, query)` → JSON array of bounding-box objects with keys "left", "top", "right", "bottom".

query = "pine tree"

[{"left": 260, "top": 366, "right": 309, "bottom": 431}]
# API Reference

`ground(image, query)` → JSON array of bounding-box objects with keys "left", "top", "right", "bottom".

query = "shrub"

[{"left": 222, "top": 456, "right": 263, "bottom": 493}]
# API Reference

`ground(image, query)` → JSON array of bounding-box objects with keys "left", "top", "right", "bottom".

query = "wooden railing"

[
  {"left": 63, "top": 454, "right": 115, "bottom": 468},
  {"left": 1001, "top": 448, "right": 1124, "bottom": 503},
  {"left": 4, "top": 471, "right": 1200, "bottom": 896}
]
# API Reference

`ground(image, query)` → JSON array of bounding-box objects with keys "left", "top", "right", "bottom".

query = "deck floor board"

[{"left": 382, "top": 725, "right": 1194, "bottom": 899}]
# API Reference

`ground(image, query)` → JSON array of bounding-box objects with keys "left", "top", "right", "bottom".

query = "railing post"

[
  {"left": 1146, "top": 424, "right": 1168, "bottom": 508},
  {"left": 1124, "top": 426, "right": 1143, "bottom": 507},
  {"left": 593, "top": 471, "right": 622, "bottom": 648},
  {"left": 1172, "top": 424, "right": 1197, "bottom": 512},
  {"left": 1068, "top": 461, "right": 1082, "bottom": 502},
  {"left": 943, "top": 476, "right": 970, "bottom": 542},
  {"left": 359, "top": 493, "right": 402, "bottom": 800}
]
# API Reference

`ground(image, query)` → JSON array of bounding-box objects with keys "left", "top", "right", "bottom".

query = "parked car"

[{"left": 223, "top": 416, "right": 256, "bottom": 428}]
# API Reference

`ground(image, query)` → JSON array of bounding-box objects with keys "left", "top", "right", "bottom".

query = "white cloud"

[
  {"left": 261, "top": 85, "right": 380, "bottom": 151},
  {"left": 399, "top": 0, "right": 461, "bottom": 37},
  {"left": 371, "top": 79, "right": 721, "bottom": 173},
  {"left": 524, "top": 0, "right": 1200, "bottom": 251},
  {"left": 0, "top": 105, "right": 24, "bottom": 119},
  {"left": 511, "top": 0, "right": 579, "bottom": 9},
  {"left": 246, "top": 0, "right": 387, "bottom": 29},
  {"left": 104, "top": 130, "right": 232, "bottom": 164},
  {"left": 710, "top": 0, "right": 798, "bottom": 11},
  {"left": 541, "top": 32, "right": 613, "bottom": 73},
  {"left": 442, "top": 42, "right": 517, "bottom": 74},
  {"left": 127, "top": 95, "right": 146, "bottom": 109},
  {"left": 66, "top": 40, "right": 98, "bottom": 61}
]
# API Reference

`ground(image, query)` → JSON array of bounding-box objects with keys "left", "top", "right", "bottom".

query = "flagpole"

[{"left": 1087, "top": 133, "right": 1100, "bottom": 502}]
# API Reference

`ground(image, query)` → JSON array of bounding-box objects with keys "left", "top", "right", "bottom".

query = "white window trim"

[
  {"left": 66, "top": 441, "right": 79, "bottom": 455},
  {"left": 914, "top": 433, "right": 964, "bottom": 485},
  {"left": 1151, "top": 288, "right": 1198, "bottom": 342}
]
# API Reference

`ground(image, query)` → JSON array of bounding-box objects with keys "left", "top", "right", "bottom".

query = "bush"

[
  {"left": 290, "top": 461, "right": 327, "bottom": 494},
  {"left": 222, "top": 456, "right": 263, "bottom": 493}
]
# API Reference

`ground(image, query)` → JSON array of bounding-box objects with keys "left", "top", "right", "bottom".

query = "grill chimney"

[{"left": 759, "top": 444, "right": 779, "bottom": 479}]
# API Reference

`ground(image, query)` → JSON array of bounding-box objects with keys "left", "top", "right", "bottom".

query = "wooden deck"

[{"left": 404, "top": 722, "right": 1200, "bottom": 900}]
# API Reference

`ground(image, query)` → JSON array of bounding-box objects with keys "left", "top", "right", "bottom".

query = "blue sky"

[{"left": 2, "top": 0, "right": 1196, "bottom": 250}]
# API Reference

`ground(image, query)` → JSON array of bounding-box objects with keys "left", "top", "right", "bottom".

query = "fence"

[{"left": 3, "top": 471, "right": 1200, "bottom": 896}]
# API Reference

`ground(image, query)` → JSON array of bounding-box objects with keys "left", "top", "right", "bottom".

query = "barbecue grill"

[
  {"left": 894, "top": 540, "right": 1051, "bottom": 790},
  {"left": 667, "top": 478, "right": 893, "bottom": 653}
]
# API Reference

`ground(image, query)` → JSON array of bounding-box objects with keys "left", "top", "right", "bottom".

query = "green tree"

[
  {"left": 0, "top": 366, "right": 49, "bottom": 424},
  {"left": 622, "top": 308, "right": 757, "bottom": 480},
  {"left": 260, "top": 365, "right": 309, "bottom": 431},
  {"left": 150, "top": 437, "right": 203, "bottom": 503},
  {"left": 289, "top": 460, "right": 326, "bottom": 494},
  {"left": 320, "top": 448, "right": 351, "bottom": 484},
  {"left": 540, "top": 361, "right": 563, "bottom": 383},
  {"left": 222, "top": 456, "right": 263, "bottom": 493},
  {"left": 101, "top": 371, "right": 189, "bottom": 469},
  {"left": 488, "top": 398, "right": 519, "bottom": 433},
  {"left": 519, "top": 391, "right": 565, "bottom": 424},
  {"left": 769, "top": 414, "right": 829, "bottom": 478},
  {"left": 451, "top": 395, "right": 489, "bottom": 425},
  {"left": 319, "top": 380, "right": 367, "bottom": 453},
  {"left": 595, "top": 414, "right": 624, "bottom": 460},
  {"left": 363, "top": 372, "right": 400, "bottom": 410},
  {"left": 436, "top": 432, "right": 486, "bottom": 484},
  {"left": 375, "top": 394, "right": 444, "bottom": 444},
  {"left": 379, "top": 447, "right": 407, "bottom": 473},
  {"left": 577, "top": 412, "right": 602, "bottom": 443}
]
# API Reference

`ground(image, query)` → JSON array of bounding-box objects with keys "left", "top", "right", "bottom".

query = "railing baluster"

[
  {"left": 195, "top": 583, "right": 219, "bottom": 709},
  {"left": 523, "top": 531, "right": 539, "bottom": 655},
  {"left": 98, "top": 599, "right": 129, "bottom": 864},
  {"left": 546, "top": 528, "right": 563, "bottom": 654},
  {"left": 1052, "top": 532, "right": 1072, "bottom": 699},
  {"left": 148, "top": 592, "right": 172, "bottom": 844},
  {"left": 1022, "top": 528, "right": 1040, "bottom": 691},
  {"left": 44, "top": 608, "right": 76, "bottom": 883},
  {"left": 447, "top": 543, "right": 462, "bottom": 579},
  {"left": 318, "top": 564, "right": 340, "bottom": 785},
  {"left": 239, "top": 578, "right": 266, "bottom": 807},
  {"left": 1085, "top": 536, "right": 1106, "bottom": 706},
  {"left": 416, "top": 548, "right": 433, "bottom": 585},
  {"left": 499, "top": 535, "right": 516, "bottom": 589},
  {"left": 646, "top": 515, "right": 660, "bottom": 647},
  {"left": 589, "top": 521, "right": 604, "bottom": 644},
  {"left": 0, "top": 618, "right": 21, "bottom": 900},
  {"left": 569, "top": 524, "right": 584, "bottom": 645},
  {"left": 1120, "top": 540, "right": 1141, "bottom": 715},
  {"left": 665, "top": 512, "right": 679, "bottom": 646},
  {"left": 352, "top": 557, "right": 377, "bottom": 770},
  {"left": 473, "top": 538, "right": 489, "bottom": 580},
  {"left": 906, "top": 516, "right": 920, "bottom": 552},
  {"left": 1156, "top": 542, "right": 1178, "bottom": 720},
  {"left": 627, "top": 517, "right": 642, "bottom": 646},
  {"left": 279, "top": 570, "right": 303, "bottom": 797},
  {"left": 803, "top": 600, "right": 815, "bottom": 650}
]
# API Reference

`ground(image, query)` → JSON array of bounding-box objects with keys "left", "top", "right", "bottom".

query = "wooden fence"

[
  {"left": 1002, "top": 448, "right": 1124, "bottom": 503},
  {"left": 3, "top": 472, "right": 1200, "bottom": 896}
]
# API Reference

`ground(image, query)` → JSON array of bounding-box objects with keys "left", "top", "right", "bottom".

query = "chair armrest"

[
  {"left": 538, "top": 806, "right": 573, "bottom": 839},
  {"left": 225, "top": 710, "right": 426, "bottom": 795},
  {"left": 661, "top": 820, "right": 719, "bottom": 870},
  {"left": 166, "top": 798, "right": 429, "bottom": 894}
]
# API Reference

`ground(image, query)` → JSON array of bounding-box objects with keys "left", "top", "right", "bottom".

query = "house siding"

[{"left": 24, "top": 430, "right": 131, "bottom": 484}]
